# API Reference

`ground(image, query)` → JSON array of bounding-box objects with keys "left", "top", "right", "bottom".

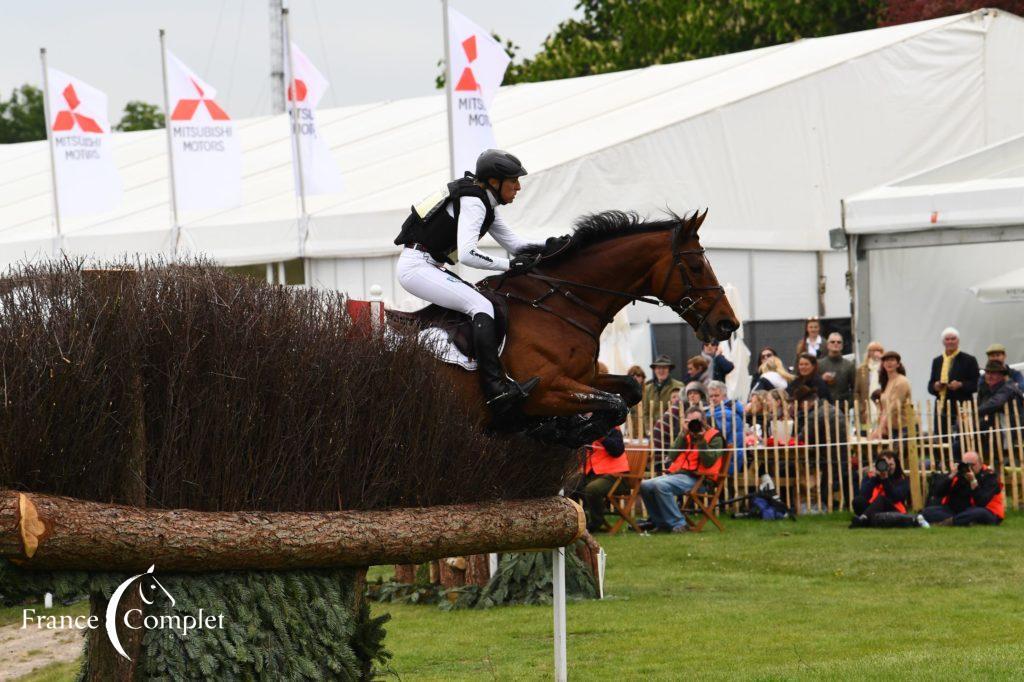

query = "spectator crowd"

[{"left": 574, "top": 318, "right": 1020, "bottom": 534}]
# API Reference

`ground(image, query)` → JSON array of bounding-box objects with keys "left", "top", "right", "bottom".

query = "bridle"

[{"left": 488, "top": 224, "right": 726, "bottom": 347}]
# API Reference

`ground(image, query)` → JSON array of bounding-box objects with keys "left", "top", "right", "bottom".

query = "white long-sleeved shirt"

[{"left": 446, "top": 190, "right": 544, "bottom": 271}]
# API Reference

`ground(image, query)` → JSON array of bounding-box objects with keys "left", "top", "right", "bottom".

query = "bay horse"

[{"left": 435, "top": 208, "right": 740, "bottom": 447}]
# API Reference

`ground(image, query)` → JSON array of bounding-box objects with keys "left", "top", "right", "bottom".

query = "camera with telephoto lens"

[
  {"left": 957, "top": 461, "right": 971, "bottom": 476},
  {"left": 874, "top": 459, "right": 890, "bottom": 474},
  {"left": 687, "top": 418, "right": 704, "bottom": 434}
]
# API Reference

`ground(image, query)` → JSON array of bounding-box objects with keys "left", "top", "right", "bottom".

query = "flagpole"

[
  {"left": 39, "top": 48, "right": 64, "bottom": 257},
  {"left": 158, "top": 30, "right": 182, "bottom": 259},
  {"left": 282, "top": 7, "right": 310, "bottom": 270},
  {"left": 441, "top": 0, "right": 456, "bottom": 179}
]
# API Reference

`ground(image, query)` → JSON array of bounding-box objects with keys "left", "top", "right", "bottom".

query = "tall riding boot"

[{"left": 472, "top": 313, "right": 540, "bottom": 414}]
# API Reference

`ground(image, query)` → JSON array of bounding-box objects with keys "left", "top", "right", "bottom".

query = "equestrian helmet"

[{"left": 475, "top": 149, "right": 528, "bottom": 182}]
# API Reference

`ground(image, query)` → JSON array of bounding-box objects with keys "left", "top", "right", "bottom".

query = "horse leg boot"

[{"left": 472, "top": 313, "right": 540, "bottom": 416}]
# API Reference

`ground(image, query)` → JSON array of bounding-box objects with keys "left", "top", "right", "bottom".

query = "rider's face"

[{"left": 491, "top": 177, "right": 521, "bottom": 204}]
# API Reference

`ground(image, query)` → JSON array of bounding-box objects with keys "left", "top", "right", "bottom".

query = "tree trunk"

[
  {"left": 463, "top": 554, "right": 491, "bottom": 587},
  {"left": 393, "top": 564, "right": 419, "bottom": 583},
  {"left": 437, "top": 557, "right": 465, "bottom": 589},
  {"left": 1, "top": 492, "right": 585, "bottom": 572}
]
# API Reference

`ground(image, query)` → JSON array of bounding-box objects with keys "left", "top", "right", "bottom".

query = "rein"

[{"left": 486, "top": 225, "right": 725, "bottom": 345}]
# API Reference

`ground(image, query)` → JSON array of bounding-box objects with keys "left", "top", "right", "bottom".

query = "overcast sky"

[{"left": 2, "top": 0, "right": 580, "bottom": 120}]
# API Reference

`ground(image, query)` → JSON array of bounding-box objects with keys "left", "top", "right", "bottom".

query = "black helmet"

[{"left": 475, "top": 149, "right": 527, "bottom": 182}]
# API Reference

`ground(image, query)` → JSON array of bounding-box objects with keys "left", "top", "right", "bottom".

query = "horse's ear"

[{"left": 693, "top": 208, "right": 709, "bottom": 232}]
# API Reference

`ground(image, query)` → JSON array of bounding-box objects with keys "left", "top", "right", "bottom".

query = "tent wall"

[
  {"left": 868, "top": 240, "right": 1024, "bottom": 402},
  {"left": 309, "top": 245, "right": 851, "bottom": 336}
]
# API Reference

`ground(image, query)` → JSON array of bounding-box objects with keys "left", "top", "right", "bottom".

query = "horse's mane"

[{"left": 519, "top": 210, "right": 681, "bottom": 263}]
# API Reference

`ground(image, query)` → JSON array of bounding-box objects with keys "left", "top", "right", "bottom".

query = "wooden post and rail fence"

[{"left": 625, "top": 393, "right": 1024, "bottom": 515}]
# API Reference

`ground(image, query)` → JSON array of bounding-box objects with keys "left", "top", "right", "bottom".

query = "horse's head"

[{"left": 652, "top": 209, "right": 739, "bottom": 342}]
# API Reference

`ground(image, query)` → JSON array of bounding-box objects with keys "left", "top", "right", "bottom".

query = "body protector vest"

[{"left": 394, "top": 175, "right": 495, "bottom": 264}]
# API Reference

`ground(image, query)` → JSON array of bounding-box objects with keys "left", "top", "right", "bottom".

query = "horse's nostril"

[{"left": 717, "top": 319, "right": 739, "bottom": 335}]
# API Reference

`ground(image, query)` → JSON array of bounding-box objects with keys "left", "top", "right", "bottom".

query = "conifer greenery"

[{"left": 0, "top": 564, "right": 391, "bottom": 680}]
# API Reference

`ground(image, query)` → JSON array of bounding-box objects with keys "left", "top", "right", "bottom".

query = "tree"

[
  {"left": 0, "top": 84, "right": 45, "bottom": 144},
  {"left": 114, "top": 100, "right": 165, "bottom": 131},
  {"left": 502, "top": 0, "right": 883, "bottom": 84},
  {"left": 880, "top": 0, "right": 1024, "bottom": 25}
]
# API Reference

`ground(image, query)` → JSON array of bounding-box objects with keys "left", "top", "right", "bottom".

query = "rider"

[{"left": 394, "top": 149, "right": 545, "bottom": 414}]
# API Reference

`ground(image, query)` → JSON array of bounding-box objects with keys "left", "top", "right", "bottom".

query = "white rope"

[{"left": 621, "top": 423, "right": 1024, "bottom": 455}]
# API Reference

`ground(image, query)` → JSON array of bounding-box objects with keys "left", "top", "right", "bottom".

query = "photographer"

[
  {"left": 921, "top": 451, "right": 1005, "bottom": 526},
  {"left": 850, "top": 450, "right": 913, "bottom": 527},
  {"left": 639, "top": 407, "right": 726, "bottom": 533}
]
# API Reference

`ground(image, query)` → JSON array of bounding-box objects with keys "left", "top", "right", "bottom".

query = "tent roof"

[
  {"left": 970, "top": 264, "right": 1024, "bottom": 303},
  {"left": 2, "top": 9, "right": 1023, "bottom": 267},
  {"left": 844, "top": 131, "right": 1024, "bottom": 235}
]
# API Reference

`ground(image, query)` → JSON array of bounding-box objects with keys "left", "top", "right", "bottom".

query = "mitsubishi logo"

[
  {"left": 287, "top": 78, "right": 308, "bottom": 102},
  {"left": 52, "top": 85, "right": 103, "bottom": 133},
  {"left": 454, "top": 35, "right": 480, "bottom": 92},
  {"left": 171, "top": 79, "right": 230, "bottom": 121}
]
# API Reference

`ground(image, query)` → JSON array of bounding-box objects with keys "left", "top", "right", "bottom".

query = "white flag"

[
  {"left": 446, "top": 7, "right": 510, "bottom": 176},
  {"left": 286, "top": 42, "right": 344, "bottom": 196},
  {"left": 45, "top": 68, "right": 122, "bottom": 217},
  {"left": 164, "top": 51, "right": 241, "bottom": 211}
]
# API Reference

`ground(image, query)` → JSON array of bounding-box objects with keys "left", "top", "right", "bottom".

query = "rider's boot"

[{"left": 472, "top": 313, "right": 540, "bottom": 415}]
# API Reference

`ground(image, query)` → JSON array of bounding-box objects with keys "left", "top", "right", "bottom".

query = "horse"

[{"left": 414, "top": 208, "right": 740, "bottom": 448}]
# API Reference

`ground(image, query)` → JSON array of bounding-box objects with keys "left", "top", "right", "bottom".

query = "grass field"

[
  {"left": 371, "top": 512, "right": 1024, "bottom": 681},
  {"left": 7, "top": 513, "right": 1023, "bottom": 680}
]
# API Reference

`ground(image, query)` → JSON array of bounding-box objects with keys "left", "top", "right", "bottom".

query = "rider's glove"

[{"left": 507, "top": 253, "right": 541, "bottom": 276}]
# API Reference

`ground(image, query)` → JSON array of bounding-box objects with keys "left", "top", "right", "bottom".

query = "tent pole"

[
  {"left": 39, "top": 48, "right": 63, "bottom": 258},
  {"left": 158, "top": 30, "right": 182, "bottom": 260},
  {"left": 441, "top": 0, "right": 456, "bottom": 179}
]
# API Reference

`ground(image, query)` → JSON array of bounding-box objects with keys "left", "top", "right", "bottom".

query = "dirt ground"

[{"left": 0, "top": 622, "right": 82, "bottom": 681}]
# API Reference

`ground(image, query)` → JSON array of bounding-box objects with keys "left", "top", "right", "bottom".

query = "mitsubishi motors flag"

[
  {"left": 446, "top": 7, "right": 511, "bottom": 176},
  {"left": 286, "top": 42, "right": 344, "bottom": 196},
  {"left": 45, "top": 68, "right": 122, "bottom": 216},
  {"left": 164, "top": 51, "right": 241, "bottom": 211}
]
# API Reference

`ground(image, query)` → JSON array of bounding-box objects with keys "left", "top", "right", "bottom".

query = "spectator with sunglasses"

[{"left": 818, "top": 333, "right": 855, "bottom": 404}]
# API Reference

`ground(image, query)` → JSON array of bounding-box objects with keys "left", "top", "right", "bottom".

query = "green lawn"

[
  {"left": 11, "top": 515, "right": 1024, "bottom": 680},
  {"left": 372, "top": 513, "right": 1024, "bottom": 680}
]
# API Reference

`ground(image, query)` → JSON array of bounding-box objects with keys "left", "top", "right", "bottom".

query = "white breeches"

[{"left": 397, "top": 248, "right": 494, "bottom": 318}]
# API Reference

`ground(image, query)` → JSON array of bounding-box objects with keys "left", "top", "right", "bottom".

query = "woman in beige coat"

[{"left": 870, "top": 351, "right": 914, "bottom": 439}]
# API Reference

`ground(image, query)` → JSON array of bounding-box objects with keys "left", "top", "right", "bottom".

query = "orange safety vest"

[
  {"left": 583, "top": 428, "right": 629, "bottom": 476},
  {"left": 667, "top": 428, "right": 723, "bottom": 478},
  {"left": 868, "top": 482, "right": 906, "bottom": 514},
  {"left": 943, "top": 471, "right": 1005, "bottom": 520}
]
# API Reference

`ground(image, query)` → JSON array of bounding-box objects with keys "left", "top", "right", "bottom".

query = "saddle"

[{"left": 385, "top": 286, "right": 509, "bottom": 362}]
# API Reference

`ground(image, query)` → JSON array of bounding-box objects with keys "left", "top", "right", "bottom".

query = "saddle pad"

[
  {"left": 385, "top": 286, "right": 509, "bottom": 368},
  {"left": 417, "top": 326, "right": 507, "bottom": 371}
]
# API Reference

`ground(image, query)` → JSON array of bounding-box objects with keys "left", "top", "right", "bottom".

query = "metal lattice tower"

[{"left": 269, "top": 0, "right": 285, "bottom": 114}]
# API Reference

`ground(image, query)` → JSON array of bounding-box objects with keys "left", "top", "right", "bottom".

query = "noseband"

[{"left": 490, "top": 224, "right": 726, "bottom": 345}]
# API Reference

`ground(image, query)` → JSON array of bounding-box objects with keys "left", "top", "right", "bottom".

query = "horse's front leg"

[
  {"left": 530, "top": 375, "right": 627, "bottom": 420},
  {"left": 589, "top": 373, "right": 642, "bottom": 407}
]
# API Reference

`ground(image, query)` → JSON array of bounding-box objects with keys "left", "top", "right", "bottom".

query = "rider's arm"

[
  {"left": 456, "top": 196, "right": 510, "bottom": 271},
  {"left": 488, "top": 213, "right": 545, "bottom": 257}
]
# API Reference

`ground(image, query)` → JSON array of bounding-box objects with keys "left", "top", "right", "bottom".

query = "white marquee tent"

[
  {"left": 844, "top": 129, "right": 1024, "bottom": 401},
  {"left": 2, "top": 9, "right": 1024, "bottom": 339}
]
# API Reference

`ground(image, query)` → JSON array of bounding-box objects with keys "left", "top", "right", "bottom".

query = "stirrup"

[{"left": 486, "top": 376, "right": 540, "bottom": 409}]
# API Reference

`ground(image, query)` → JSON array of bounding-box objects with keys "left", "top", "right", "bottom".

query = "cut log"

[
  {"left": 0, "top": 492, "right": 585, "bottom": 572},
  {"left": 393, "top": 564, "right": 419, "bottom": 583}
]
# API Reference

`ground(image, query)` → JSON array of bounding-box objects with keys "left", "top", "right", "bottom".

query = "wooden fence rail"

[{"left": 623, "top": 395, "right": 1022, "bottom": 514}]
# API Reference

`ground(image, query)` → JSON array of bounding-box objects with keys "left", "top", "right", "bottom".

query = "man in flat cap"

[{"left": 640, "top": 355, "right": 685, "bottom": 440}]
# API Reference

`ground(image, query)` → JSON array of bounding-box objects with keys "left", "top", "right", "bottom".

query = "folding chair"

[
  {"left": 606, "top": 447, "right": 650, "bottom": 534},
  {"left": 680, "top": 450, "right": 733, "bottom": 532}
]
